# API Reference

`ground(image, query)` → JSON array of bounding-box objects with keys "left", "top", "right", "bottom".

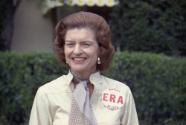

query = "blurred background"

[{"left": 0, "top": 0, "right": 186, "bottom": 125}]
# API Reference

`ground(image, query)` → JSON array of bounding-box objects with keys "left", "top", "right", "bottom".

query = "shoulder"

[
  {"left": 36, "top": 74, "right": 70, "bottom": 95},
  {"left": 102, "top": 76, "right": 130, "bottom": 90},
  {"left": 101, "top": 75, "right": 132, "bottom": 95}
]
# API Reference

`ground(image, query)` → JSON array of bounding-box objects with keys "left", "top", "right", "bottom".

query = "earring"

[
  {"left": 97, "top": 57, "right": 101, "bottom": 64},
  {"left": 65, "top": 60, "right": 68, "bottom": 64}
]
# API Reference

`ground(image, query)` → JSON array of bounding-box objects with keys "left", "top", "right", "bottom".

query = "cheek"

[
  {"left": 64, "top": 52, "right": 68, "bottom": 59},
  {"left": 90, "top": 52, "right": 99, "bottom": 62},
  {"left": 64, "top": 48, "right": 70, "bottom": 57},
  {"left": 94, "top": 54, "right": 98, "bottom": 60}
]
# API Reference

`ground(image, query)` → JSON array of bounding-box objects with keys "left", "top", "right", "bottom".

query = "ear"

[{"left": 97, "top": 46, "right": 101, "bottom": 57}]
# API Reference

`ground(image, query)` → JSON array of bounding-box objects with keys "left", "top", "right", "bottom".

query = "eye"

[
  {"left": 81, "top": 41, "right": 93, "bottom": 48},
  {"left": 65, "top": 42, "right": 75, "bottom": 48},
  {"left": 81, "top": 43, "right": 91, "bottom": 47}
]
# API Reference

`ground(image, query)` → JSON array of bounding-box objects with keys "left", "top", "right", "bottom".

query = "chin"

[{"left": 70, "top": 67, "right": 87, "bottom": 73}]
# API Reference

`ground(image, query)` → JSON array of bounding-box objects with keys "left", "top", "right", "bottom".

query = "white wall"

[{"left": 11, "top": 0, "right": 54, "bottom": 53}]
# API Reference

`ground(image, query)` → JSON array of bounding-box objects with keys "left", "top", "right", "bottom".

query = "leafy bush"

[
  {"left": 110, "top": 0, "right": 186, "bottom": 56},
  {"left": 0, "top": 52, "right": 186, "bottom": 125},
  {"left": 0, "top": 52, "right": 67, "bottom": 125},
  {"left": 108, "top": 52, "right": 186, "bottom": 125}
]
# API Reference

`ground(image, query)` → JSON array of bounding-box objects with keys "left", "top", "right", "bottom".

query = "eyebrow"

[
  {"left": 65, "top": 40, "right": 75, "bottom": 43},
  {"left": 65, "top": 40, "right": 95, "bottom": 43}
]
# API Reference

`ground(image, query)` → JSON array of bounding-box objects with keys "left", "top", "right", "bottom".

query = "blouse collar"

[{"left": 65, "top": 70, "right": 102, "bottom": 86}]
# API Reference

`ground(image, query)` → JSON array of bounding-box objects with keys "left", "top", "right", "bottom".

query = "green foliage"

[
  {"left": 108, "top": 52, "right": 186, "bottom": 125},
  {"left": 0, "top": 52, "right": 186, "bottom": 125},
  {"left": 110, "top": 0, "right": 186, "bottom": 56},
  {"left": 0, "top": 52, "right": 68, "bottom": 125}
]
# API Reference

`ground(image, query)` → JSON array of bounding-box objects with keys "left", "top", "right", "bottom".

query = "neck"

[{"left": 70, "top": 69, "right": 97, "bottom": 82}]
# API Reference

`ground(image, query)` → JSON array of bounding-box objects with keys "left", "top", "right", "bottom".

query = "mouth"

[{"left": 72, "top": 57, "right": 87, "bottom": 64}]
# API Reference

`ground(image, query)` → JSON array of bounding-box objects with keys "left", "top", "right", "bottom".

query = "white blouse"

[{"left": 29, "top": 72, "right": 139, "bottom": 125}]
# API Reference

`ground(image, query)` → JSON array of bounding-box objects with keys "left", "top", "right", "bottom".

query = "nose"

[{"left": 73, "top": 44, "right": 83, "bottom": 55}]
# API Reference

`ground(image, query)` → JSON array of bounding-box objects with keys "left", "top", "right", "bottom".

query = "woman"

[{"left": 29, "top": 11, "right": 139, "bottom": 125}]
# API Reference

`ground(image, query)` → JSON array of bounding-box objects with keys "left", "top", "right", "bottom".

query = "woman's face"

[{"left": 64, "top": 27, "right": 99, "bottom": 78}]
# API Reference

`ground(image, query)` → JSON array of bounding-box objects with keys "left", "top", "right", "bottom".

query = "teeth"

[{"left": 73, "top": 57, "right": 85, "bottom": 61}]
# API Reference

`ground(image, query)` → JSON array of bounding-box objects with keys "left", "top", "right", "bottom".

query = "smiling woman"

[
  {"left": 64, "top": 28, "right": 99, "bottom": 79},
  {"left": 29, "top": 11, "right": 139, "bottom": 125}
]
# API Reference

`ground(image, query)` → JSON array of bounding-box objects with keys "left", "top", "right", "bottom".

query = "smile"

[{"left": 72, "top": 57, "right": 87, "bottom": 63}]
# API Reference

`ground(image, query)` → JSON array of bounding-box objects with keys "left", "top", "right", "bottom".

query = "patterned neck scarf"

[{"left": 69, "top": 79, "right": 97, "bottom": 125}]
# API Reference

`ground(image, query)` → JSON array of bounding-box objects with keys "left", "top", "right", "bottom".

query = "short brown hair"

[{"left": 54, "top": 11, "right": 115, "bottom": 71}]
